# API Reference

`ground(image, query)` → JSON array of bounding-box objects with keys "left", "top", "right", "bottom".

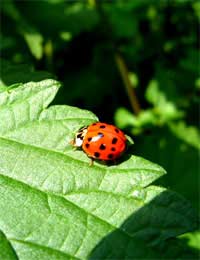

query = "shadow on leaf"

[{"left": 89, "top": 190, "right": 199, "bottom": 259}]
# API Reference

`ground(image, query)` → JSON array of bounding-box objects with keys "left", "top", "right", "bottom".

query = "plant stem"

[
  {"left": 115, "top": 53, "right": 141, "bottom": 115},
  {"left": 93, "top": 0, "right": 141, "bottom": 115}
]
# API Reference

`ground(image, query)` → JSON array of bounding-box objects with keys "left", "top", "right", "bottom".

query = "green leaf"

[
  {"left": 145, "top": 79, "right": 184, "bottom": 122},
  {"left": 0, "top": 80, "right": 198, "bottom": 259},
  {"left": 145, "top": 79, "right": 169, "bottom": 107},
  {"left": 193, "top": 1, "right": 200, "bottom": 18},
  {"left": 180, "top": 231, "right": 200, "bottom": 251},
  {"left": 169, "top": 121, "right": 200, "bottom": 150},
  {"left": 23, "top": 30, "right": 43, "bottom": 60},
  {"left": 114, "top": 107, "right": 157, "bottom": 133}
]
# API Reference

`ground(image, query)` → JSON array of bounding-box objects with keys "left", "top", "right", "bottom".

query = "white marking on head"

[{"left": 75, "top": 137, "right": 83, "bottom": 147}]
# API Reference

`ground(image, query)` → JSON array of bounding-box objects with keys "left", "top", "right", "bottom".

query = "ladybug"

[{"left": 71, "top": 122, "right": 127, "bottom": 164}]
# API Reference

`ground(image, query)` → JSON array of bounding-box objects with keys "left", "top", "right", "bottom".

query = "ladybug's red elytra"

[{"left": 71, "top": 122, "right": 127, "bottom": 164}]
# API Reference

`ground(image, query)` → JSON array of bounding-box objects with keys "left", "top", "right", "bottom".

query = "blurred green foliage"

[{"left": 0, "top": 0, "right": 199, "bottom": 254}]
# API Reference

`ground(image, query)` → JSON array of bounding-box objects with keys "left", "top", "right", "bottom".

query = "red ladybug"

[{"left": 72, "top": 122, "right": 127, "bottom": 164}]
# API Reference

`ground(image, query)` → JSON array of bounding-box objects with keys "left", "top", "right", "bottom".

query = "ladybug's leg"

[
  {"left": 89, "top": 158, "right": 94, "bottom": 166},
  {"left": 69, "top": 139, "right": 75, "bottom": 146},
  {"left": 69, "top": 139, "right": 78, "bottom": 150},
  {"left": 113, "top": 159, "right": 117, "bottom": 165},
  {"left": 101, "top": 160, "right": 107, "bottom": 165}
]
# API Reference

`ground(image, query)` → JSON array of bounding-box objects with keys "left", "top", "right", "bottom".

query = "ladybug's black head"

[{"left": 74, "top": 126, "right": 88, "bottom": 147}]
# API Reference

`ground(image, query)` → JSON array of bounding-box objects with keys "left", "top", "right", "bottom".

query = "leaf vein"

[{"left": 10, "top": 238, "right": 80, "bottom": 260}]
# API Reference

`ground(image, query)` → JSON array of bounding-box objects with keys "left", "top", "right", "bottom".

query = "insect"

[{"left": 71, "top": 122, "right": 127, "bottom": 164}]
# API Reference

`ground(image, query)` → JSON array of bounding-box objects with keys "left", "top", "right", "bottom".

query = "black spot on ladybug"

[
  {"left": 115, "top": 128, "right": 119, "bottom": 133},
  {"left": 98, "top": 132, "right": 104, "bottom": 137},
  {"left": 100, "top": 125, "right": 106, "bottom": 128},
  {"left": 108, "top": 153, "right": 114, "bottom": 159},
  {"left": 85, "top": 143, "right": 90, "bottom": 148},
  {"left": 111, "top": 147, "right": 116, "bottom": 151},
  {"left": 94, "top": 152, "right": 100, "bottom": 158},
  {"left": 99, "top": 144, "right": 106, "bottom": 150},
  {"left": 112, "top": 137, "right": 118, "bottom": 144},
  {"left": 92, "top": 123, "right": 97, "bottom": 126},
  {"left": 88, "top": 137, "right": 92, "bottom": 142}
]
